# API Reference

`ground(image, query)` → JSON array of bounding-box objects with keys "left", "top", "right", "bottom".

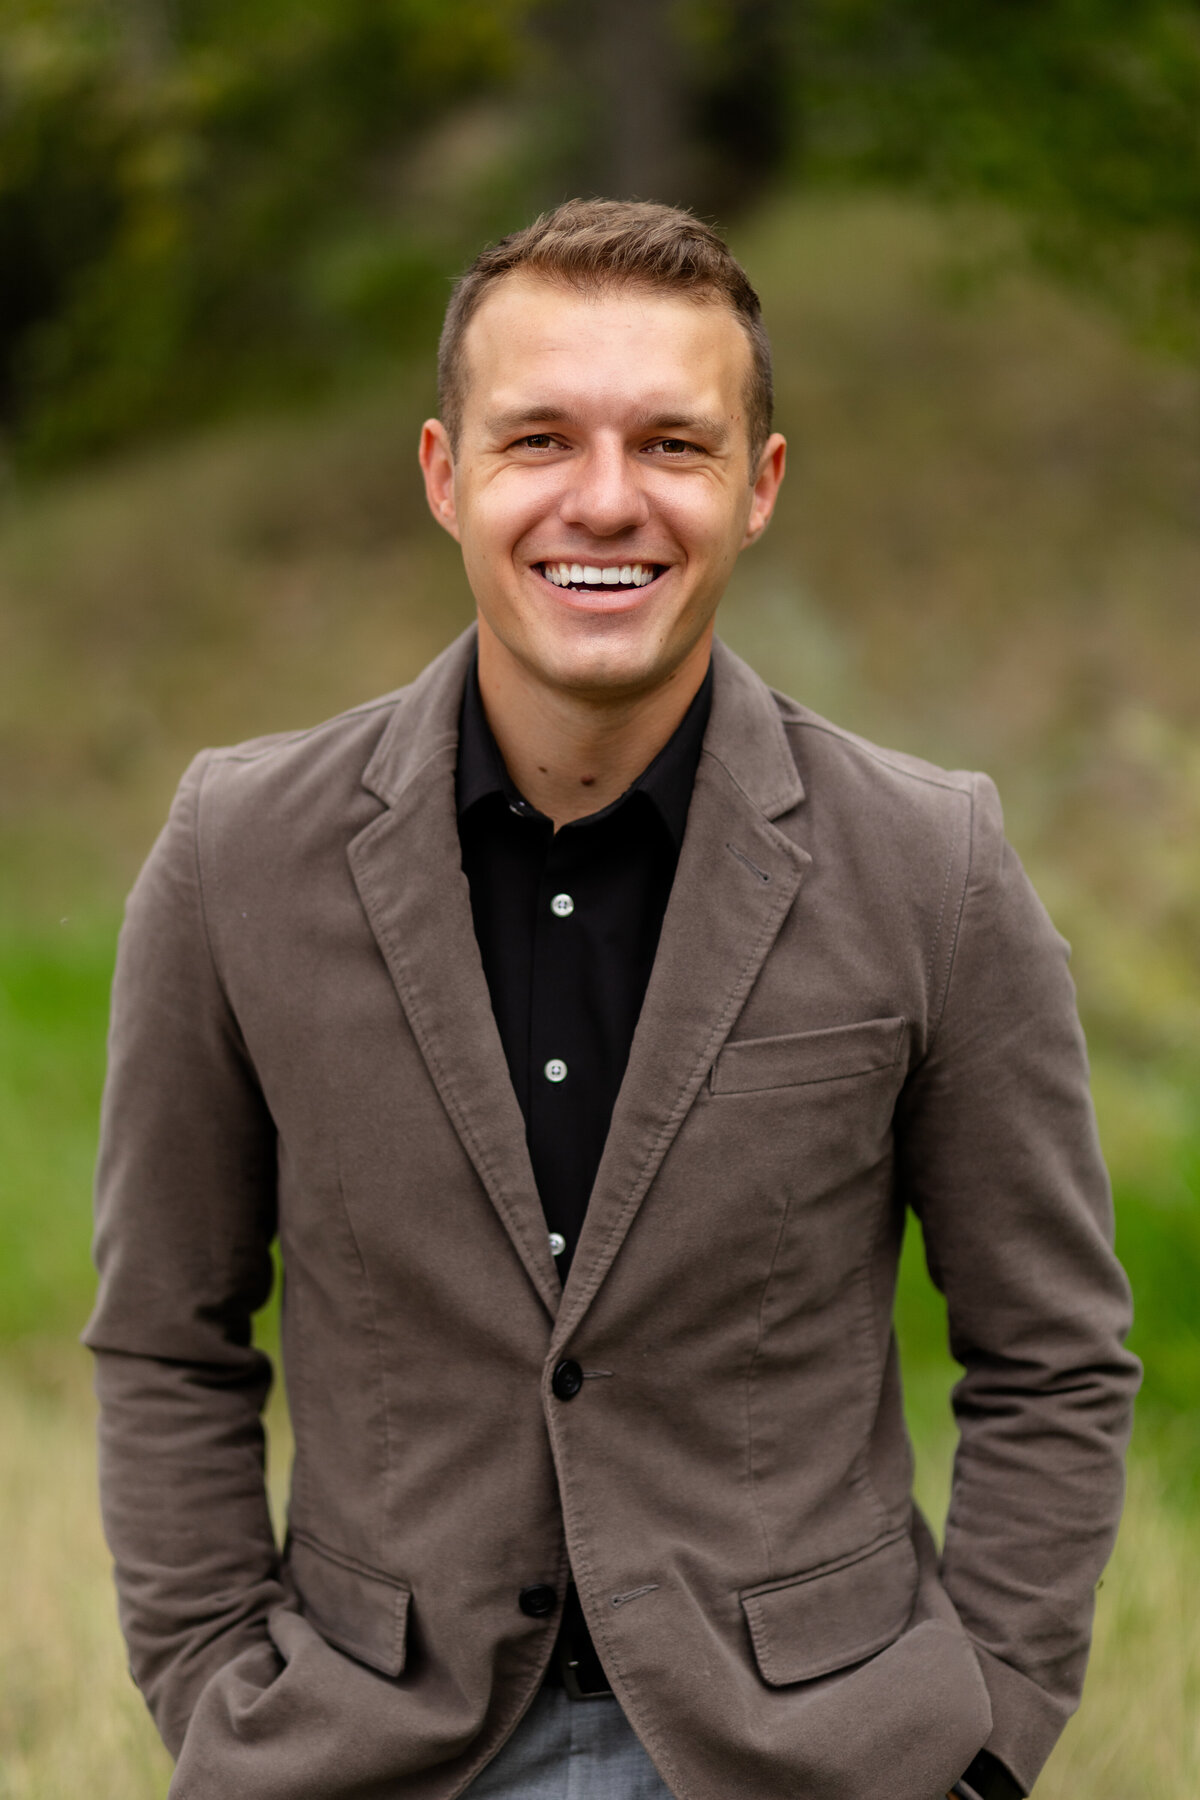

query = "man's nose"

[{"left": 558, "top": 443, "right": 649, "bottom": 537}]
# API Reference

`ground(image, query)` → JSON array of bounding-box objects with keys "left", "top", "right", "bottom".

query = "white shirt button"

[
  {"left": 543, "top": 1058, "right": 568, "bottom": 1084},
  {"left": 548, "top": 1232, "right": 566, "bottom": 1257},
  {"left": 550, "top": 893, "right": 575, "bottom": 918}
]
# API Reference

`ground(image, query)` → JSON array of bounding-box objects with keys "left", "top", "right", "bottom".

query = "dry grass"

[
  {"left": 1036, "top": 1455, "right": 1200, "bottom": 1799},
  {"left": 0, "top": 1347, "right": 1193, "bottom": 1798},
  {"left": 0, "top": 1349, "right": 173, "bottom": 1800},
  {"left": 0, "top": 1346, "right": 292, "bottom": 1800}
]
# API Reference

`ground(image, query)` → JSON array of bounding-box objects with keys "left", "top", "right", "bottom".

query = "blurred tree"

[
  {"left": 0, "top": 0, "right": 534, "bottom": 462},
  {"left": 0, "top": 0, "right": 1196, "bottom": 465},
  {"left": 795, "top": 0, "right": 1200, "bottom": 357},
  {"left": 535, "top": 0, "right": 790, "bottom": 216}
]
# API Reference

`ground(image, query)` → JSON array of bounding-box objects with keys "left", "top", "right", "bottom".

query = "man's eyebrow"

[
  {"left": 484, "top": 406, "right": 581, "bottom": 437},
  {"left": 483, "top": 407, "right": 732, "bottom": 444},
  {"left": 633, "top": 411, "right": 731, "bottom": 444}
]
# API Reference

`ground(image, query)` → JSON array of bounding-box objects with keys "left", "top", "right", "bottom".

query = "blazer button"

[
  {"left": 551, "top": 1358, "right": 584, "bottom": 1400},
  {"left": 518, "top": 1584, "right": 558, "bottom": 1618}
]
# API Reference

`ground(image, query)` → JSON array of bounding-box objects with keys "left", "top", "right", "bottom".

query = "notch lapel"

[
  {"left": 347, "top": 632, "right": 560, "bottom": 1318},
  {"left": 552, "top": 642, "right": 811, "bottom": 1345}
]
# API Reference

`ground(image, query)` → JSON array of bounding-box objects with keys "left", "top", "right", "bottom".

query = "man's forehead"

[{"left": 458, "top": 271, "right": 752, "bottom": 420}]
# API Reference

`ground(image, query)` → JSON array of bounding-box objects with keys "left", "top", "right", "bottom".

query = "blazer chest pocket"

[
  {"left": 287, "top": 1530, "right": 411, "bottom": 1676},
  {"left": 740, "top": 1529, "right": 919, "bottom": 1685},
  {"left": 711, "top": 1016, "right": 905, "bottom": 1096}
]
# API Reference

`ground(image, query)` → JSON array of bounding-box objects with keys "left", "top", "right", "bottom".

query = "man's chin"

[
  {"left": 478, "top": 604, "right": 712, "bottom": 708},
  {"left": 517, "top": 640, "right": 692, "bottom": 707}
]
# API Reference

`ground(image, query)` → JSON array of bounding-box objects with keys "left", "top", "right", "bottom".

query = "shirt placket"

[{"left": 527, "top": 824, "right": 593, "bottom": 1263}]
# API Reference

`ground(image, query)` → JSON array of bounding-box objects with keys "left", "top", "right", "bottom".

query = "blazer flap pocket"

[
  {"left": 712, "top": 1017, "right": 905, "bottom": 1095},
  {"left": 288, "top": 1532, "right": 410, "bottom": 1677},
  {"left": 740, "top": 1529, "right": 918, "bottom": 1685}
]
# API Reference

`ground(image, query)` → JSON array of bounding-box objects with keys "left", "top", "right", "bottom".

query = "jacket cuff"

[{"left": 972, "top": 1642, "right": 1071, "bottom": 1793}]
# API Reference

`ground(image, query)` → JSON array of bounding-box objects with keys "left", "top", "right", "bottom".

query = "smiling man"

[{"left": 88, "top": 201, "right": 1138, "bottom": 1800}]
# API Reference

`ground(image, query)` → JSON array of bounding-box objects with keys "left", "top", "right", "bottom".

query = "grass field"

[{"left": 1, "top": 193, "right": 1197, "bottom": 1793}]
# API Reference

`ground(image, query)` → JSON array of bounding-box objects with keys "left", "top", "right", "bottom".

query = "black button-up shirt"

[{"left": 456, "top": 657, "right": 712, "bottom": 1273}]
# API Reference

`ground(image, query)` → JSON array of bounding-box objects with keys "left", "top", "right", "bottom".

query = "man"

[{"left": 87, "top": 200, "right": 1139, "bottom": 1800}]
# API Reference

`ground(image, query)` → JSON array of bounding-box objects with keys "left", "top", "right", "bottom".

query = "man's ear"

[
  {"left": 419, "top": 419, "right": 460, "bottom": 541},
  {"left": 742, "top": 432, "right": 787, "bottom": 548}
]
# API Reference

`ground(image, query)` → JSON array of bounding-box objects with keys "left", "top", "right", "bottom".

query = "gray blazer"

[{"left": 87, "top": 629, "right": 1139, "bottom": 1800}]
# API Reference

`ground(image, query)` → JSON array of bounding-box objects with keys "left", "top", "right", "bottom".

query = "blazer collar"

[
  {"left": 703, "top": 636, "right": 805, "bottom": 821},
  {"left": 360, "top": 628, "right": 477, "bottom": 808},
  {"left": 360, "top": 627, "right": 805, "bottom": 824}
]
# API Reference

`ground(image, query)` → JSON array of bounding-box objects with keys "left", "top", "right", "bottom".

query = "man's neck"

[{"left": 476, "top": 630, "right": 713, "bottom": 830}]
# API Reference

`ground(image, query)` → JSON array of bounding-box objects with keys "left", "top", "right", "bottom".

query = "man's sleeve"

[
  {"left": 85, "top": 753, "right": 287, "bottom": 1755},
  {"left": 896, "top": 773, "right": 1141, "bottom": 1795}
]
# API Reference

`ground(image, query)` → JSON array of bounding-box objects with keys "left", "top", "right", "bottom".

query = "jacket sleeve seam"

[
  {"left": 190, "top": 751, "right": 232, "bottom": 1013},
  {"left": 191, "top": 752, "right": 255, "bottom": 1049},
  {"left": 925, "top": 779, "right": 978, "bottom": 1052}
]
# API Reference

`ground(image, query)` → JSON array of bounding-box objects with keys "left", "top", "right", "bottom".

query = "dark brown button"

[
  {"left": 551, "top": 1358, "right": 583, "bottom": 1400},
  {"left": 518, "top": 1583, "right": 557, "bottom": 1618}
]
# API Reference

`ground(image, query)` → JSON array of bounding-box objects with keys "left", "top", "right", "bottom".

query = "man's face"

[{"left": 420, "top": 273, "right": 785, "bottom": 705}]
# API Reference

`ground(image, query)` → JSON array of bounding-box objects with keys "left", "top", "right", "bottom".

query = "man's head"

[
  {"left": 437, "top": 199, "right": 775, "bottom": 465},
  {"left": 420, "top": 200, "right": 786, "bottom": 711}
]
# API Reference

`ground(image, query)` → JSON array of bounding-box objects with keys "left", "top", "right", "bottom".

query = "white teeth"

[{"left": 540, "top": 561, "right": 660, "bottom": 587}]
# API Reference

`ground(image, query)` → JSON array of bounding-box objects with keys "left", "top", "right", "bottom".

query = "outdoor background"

[{"left": 1, "top": 3, "right": 1198, "bottom": 1795}]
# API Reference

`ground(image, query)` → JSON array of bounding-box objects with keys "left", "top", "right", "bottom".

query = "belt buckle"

[
  {"left": 558, "top": 1644, "right": 613, "bottom": 1701},
  {"left": 553, "top": 1581, "right": 613, "bottom": 1700}
]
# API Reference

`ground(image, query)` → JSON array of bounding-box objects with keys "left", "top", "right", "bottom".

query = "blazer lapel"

[
  {"left": 553, "top": 641, "right": 811, "bottom": 1344},
  {"left": 347, "top": 631, "right": 560, "bottom": 1318}
]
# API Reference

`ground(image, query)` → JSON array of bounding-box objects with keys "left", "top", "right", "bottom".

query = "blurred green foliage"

[
  {"left": 0, "top": 0, "right": 534, "bottom": 461},
  {"left": 0, "top": 917, "right": 112, "bottom": 1341},
  {"left": 797, "top": 0, "right": 1200, "bottom": 350},
  {"left": 2, "top": 0, "right": 1199, "bottom": 464}
]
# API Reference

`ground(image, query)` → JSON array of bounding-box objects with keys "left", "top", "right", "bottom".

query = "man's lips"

[{"left": 535, "top": 560, "right": 665, "bottom": 592}]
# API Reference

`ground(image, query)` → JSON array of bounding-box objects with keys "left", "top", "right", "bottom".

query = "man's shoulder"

[
  {"left": 773, "top": 692, "right": 976, "bottom": 804},
  {"left": 190, "top": 629, "right": 475, "bottom": 827},
  {"left": 183, "top": 690, "right": 405, "bottom": 861},
  {"left": 751, "top": 677, "right": 992, "bottom": 858},
  {"left": 759, "top": 681, "right": 1003, "bottom": 886},
  {"left": 203, "top": 687, "right": 405, "bottom": 785}
]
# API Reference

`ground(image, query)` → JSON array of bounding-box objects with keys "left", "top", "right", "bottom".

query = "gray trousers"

[{"left": 464, "top": 1690, "right": 674, "bottom": 1800}]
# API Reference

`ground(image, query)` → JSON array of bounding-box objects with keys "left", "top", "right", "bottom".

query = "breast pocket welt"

[{"left": 709, "top": 1017, "right": 906, "bottom": 1096}]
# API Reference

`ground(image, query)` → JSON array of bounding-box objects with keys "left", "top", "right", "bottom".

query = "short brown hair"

[{"left": 437, "top": 198, "right": 774, "bottom": 463}]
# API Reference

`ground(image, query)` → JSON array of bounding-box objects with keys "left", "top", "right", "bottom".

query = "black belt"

[
  {"left": 951, "top": 1757, "right": 1024, "bottom": 1800},
  {"left": 542, "top": 1583, "right": 613, "bottom": 1699}
]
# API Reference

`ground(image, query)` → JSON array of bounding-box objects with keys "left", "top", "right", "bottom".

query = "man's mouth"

[{"left": 537, "top": 561, "right": 663, "bottom": 592}]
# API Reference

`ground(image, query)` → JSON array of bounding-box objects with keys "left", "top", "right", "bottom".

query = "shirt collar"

[{"left": 455, "top": 655, "right": 713, "bottom": 850}]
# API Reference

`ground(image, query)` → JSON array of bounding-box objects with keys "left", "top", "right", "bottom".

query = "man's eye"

[
  {"left": 649, "top": 438, "right": 698, "bottom": 456},
  {"left": 516, "top": 434, "right": 558, "bottom": 450}
]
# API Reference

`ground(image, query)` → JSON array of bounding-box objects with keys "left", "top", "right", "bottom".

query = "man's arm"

[
  {"left": 86, "top": 755, "right": 285, "bottom": 1754},
  {"left": 897, "top": 774, "right": 1141, "bottom": 1794}
]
